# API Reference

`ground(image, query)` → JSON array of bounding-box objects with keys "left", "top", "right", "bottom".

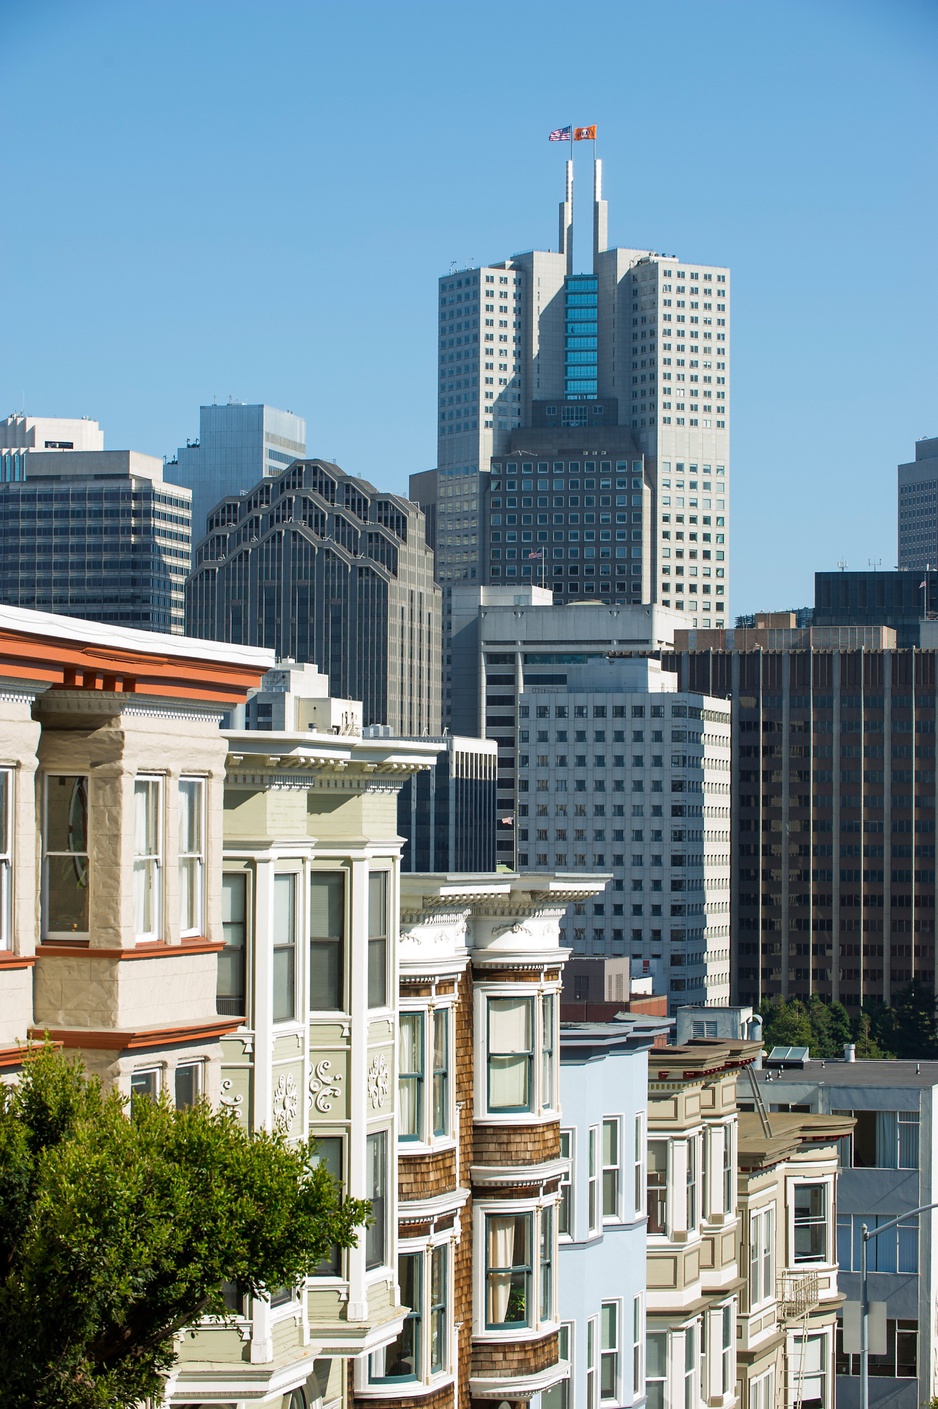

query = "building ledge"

[
  {"left": 470, "top": 1157, "right": 567, "bottom": 1189},
  {"left": 0, "top": 952, "right": 34, "bottom": 970},
  {"left": 398, "top": 1186, "right": 471, "bottom": 1223},
  {"left": 469, "top": 1358, "right": 567, "bottom": 1400},
  {"left": 28, "top": 1016, "right": 243, "bottom": 1051},
  {"left": 36, "top": 938, "right": 225, "bottom": 960}
]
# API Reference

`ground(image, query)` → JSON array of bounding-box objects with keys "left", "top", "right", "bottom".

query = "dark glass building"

[
  {"left": 186, "top": 459, "right": 441, "bottom": 734},
  {"left": 813, "top": 570, "right": 933, "bottom": 648},
  {"left": 667, "top": 628, "right": 938, "bottom": 1012},
  {"left": 394, "top": 734, "right": 497, "bottom": 873},
  {"left": 0, "top": 450, "right": 191, "bottom": 632}
]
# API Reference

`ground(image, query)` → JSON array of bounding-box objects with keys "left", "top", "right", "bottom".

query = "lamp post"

[{"left": 858, "top": 1201, "right": 938, "bottom": 1409}]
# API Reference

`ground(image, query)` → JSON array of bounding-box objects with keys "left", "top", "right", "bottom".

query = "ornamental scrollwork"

[
  {"left": 367, "top": 1053, "right": 390, "bottom": 1109},
  {"left": 272, "top": 1072, "right": 300, "bottom": 1133},
  {"left": 219, "top": 1078, "right": 244, "bottom": 1122},
  {"left": 308, "top": 1058, "right": 343, "bottom": 1114}
]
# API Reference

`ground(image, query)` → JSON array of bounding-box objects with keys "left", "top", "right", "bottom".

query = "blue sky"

[{"left": 3, "top": 0, "right": 936, "bottom": 615}]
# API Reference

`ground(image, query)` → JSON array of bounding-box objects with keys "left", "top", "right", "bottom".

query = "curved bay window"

[
  {"left": 483, "top": 1204, "right": 555, "bottom": 1333},
  {"left": 484, "top": 990, "right": 558, "bottom": 1117},
  {"left": 368, "top": 1243, "right": 450, "bottom": 1387}
]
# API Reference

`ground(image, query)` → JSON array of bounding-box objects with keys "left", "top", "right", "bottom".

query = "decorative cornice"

[{"left": 470, "top": 1157, "right": 568, "bottom": 1189}]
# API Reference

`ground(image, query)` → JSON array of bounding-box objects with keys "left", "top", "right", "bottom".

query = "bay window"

[
  {"left": 43, "top": 774, "right": 90, "bottom": 937},
  {"left": 217, "top": 872, "right": 247, "bottom": 1016},
  {"left": 789, "top": 1332, "right": 828, "bottom": 1408},
  {"left": 310, "top": 871, "right": 344, "bottom": 1011},
  {"left": 133, "top": 777, "right": 162, "bottom": 940},
  {"left": 368, "top": 1241, "right": 451, "bottom": 1387},
  {"left": 482, "top": 1204, "right": 555, "bottom": 1333},
  {"left": 398, "top": 1006, "right": 452, "bottom": 1144},
  {"left": 483, "top": 988, "right": 559, "bottom": 1117},
  {"left": 792, "top": 1183, "right": 828, "bottom": 1264},
  {"left": 368, "top": 870, "right": 388, "bottom": 1008},
  {"left": 685, "top": 1137, "right": 699, "bottom": 1231},
  {"left": 720, "top": 1303, "right": 733, "bottom": 1395},
  {"left": 178, "top": 777, "right": 204, "bottom": 936},
  {"left": 272, "top": 873, "right": 296, "bottom": 1022},
  {"left": 366, "top": 1130, "right": 388, "bottom": 1269},
  {"left": 749, "top": 1206, "right": 774, "bottom": 1307}
]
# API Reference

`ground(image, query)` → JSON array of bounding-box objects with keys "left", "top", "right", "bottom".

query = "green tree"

[
  {"left": 760, "top": 997, "right": 812, "bottom": 1051},
  {"left": 826, "top": 1001, "right": 853, "bottom": 1052},
  {"left": 875, "top": 980, "right": 938, "bottom": 1059},
  {"left": 806, "top": 994, "right": 836, "bottom": 1057},
  {"left": 853, "top": 1010, "right": 890, "bottom": 1059},
  {"left": 0, "top": 1046, "right": 369, "bottom": 1409}
]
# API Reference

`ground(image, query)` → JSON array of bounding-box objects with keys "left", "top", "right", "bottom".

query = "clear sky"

[{"left": 3, "top": 0, "right": 936, "bottom": 616}]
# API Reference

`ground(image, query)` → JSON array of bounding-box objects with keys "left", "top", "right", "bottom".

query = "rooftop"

[{"left": 758, "top": 1058, "right": 938, "bottom": 1090}]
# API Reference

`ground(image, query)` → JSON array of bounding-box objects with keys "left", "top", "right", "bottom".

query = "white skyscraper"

[{"left": 414, "top": 158, "right": 731, "bottom": 633}]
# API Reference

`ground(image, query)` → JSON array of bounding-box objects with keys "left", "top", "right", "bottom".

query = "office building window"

[
  {"left": 368, "top": 870, "right": 388, "bottom": 1008},
  {"left": 218, "top": 872, "right": 247, "bottom": 1016},
  {"left": 310, "top": 872, "right": 344, "bottom": 1011},
  {"left": 43, "top": 775, "right": 90, "bottom": 937},
  {"left": 366, "top": 1131, "right": 388, "bottom": 1269},
  {"left": 178, "top": 777, "right": 204, "bottom": 936},
  {"left": 133, "top": 777, "right": 162, "bottom": 940},
  {"left": 272, "top": 873, "right": 296, "bottom": 1022}
]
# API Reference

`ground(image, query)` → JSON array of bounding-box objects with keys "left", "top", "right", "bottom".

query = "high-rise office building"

[
  {"left": 385, "top": 732, "right": 498, "bottom": 873},
  {"left": 0, "top": 448, "right": 191, "bottom": 632},
  {"left": 666, "top": 621, "right": 938, "bottom": 1012},
  {"left": 186, "top": 458, "right": 441, "bottom": 734},
  {"left": 413, "top": 158, "right": 730, "bottom": 631},
  {"left": 515, "top": 655, "right": 732, "bottom": 1007},
  {"left": 898, "top": 436, "right": 938, "bottom": 572},
  {"left": 165, "top": 401, "right": 306, "bottom": 538}
]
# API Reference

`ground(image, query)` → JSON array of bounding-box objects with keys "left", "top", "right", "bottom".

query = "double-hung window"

[
  {"left": 133, "top": 777, "right": 162, "bottom": 940},
  {"left": 368, "top": 1243, "right": 450, "bottom": 1384},
  {"left": 485, "top": 1212, "right": 531, "bottom": 1328},
  {"left": 131, "top": 1067, "right": 159, "bottom": 1108},
  {"left": 586, "top": 1316, "right": 599, "bottom": 1409},
  {"left": 487, "top": 996, "right": 533, "bottom": 1112},
  {"left": 43, "top": 774, "right": 90, "bottom": 937},
  {"left": 368, "top": 871, "right": 388, "bottom": 1008},
  {"left": 0, "top": 769, "right": 10, "bottom": 948},
  {"left": 399, "top": 1012, "right": 424, "bottom": 1141},
  {"left": 722, "top": 1124, "right": 734, "bottom": 1215},
  {"left": 600, "top": 1301, "right": 620, "bottom": 1402},
  {"left": 272, "top": 873, "right": 296, "bottom": 1022},
  {"left": 632, "top": 1296, "right": 644, "bottom": 1400},
  {"left": 178, "top": 777, "right": 204, "bottom": 936},
  {"left": 174, "top": 1062, "right": 202, "bottom": 1108},
  {"left": 647, "top": 1140, "right": 668, "bottom": 1234},
  {"left": 720, "top": 1303, "right": 734, "bottom": 1395},
  {"left": 541, "top": 993, "right": 555, "bottom": 1108},
  {"left": 633, "top": 1113, "right": 646, "bottom": 1218},
  {"left": 749, "top": 1206, "right": 774, "bottom": 1307},
  {"left": 685, "top": 1137, "right": 699, "bottom": 1232},
  {"left": 559, "top": 1131, "right": 573, "bottom": 1237},
  {"left": 432, "top": 1009, "right": 449, "bottom": 1135},
  {"left": 309, "top": 1137, "right": 344, "bottom": 1276},
  {"left": 218, "top": 872, "right": 247, "bottom": 1016},
  {"left": 602, "top": 1118, "right": 621, "bottom": 1220},
  {"left": 429, "top": 1245, "right": 447, "bottom": 1373},
  {"left": 310, "top": 872, "right": 344, "bottom": 1011},
  {"left": 645, "top": 1332, "right": 667, "bottom": 1409},
  {"left": 539, "top": 1205, "right": 554, "bottom": 1323},
  {"left": 366, "top": 1130, "right": 388, "bottom": 1269},
  {"left": 588, "top": 1127, "right": 600, "bottom": 1234},
  {"left": 792, "top": 1183, "right": 828, "bottom": 1263}
]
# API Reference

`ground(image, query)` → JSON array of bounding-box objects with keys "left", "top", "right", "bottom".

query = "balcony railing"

[{"left": 776, "top": 1271, "right": 820, "bottom": 1321}]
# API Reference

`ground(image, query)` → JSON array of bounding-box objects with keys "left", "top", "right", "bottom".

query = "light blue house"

[{"left": 551, "top": 1015, "right": 670, "bottom": 1409}]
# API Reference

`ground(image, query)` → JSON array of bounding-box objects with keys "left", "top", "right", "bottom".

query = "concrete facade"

[{"left": 897, "top": 437, "right": 938, "bottom": 574}]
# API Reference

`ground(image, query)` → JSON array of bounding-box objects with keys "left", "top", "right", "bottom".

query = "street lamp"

[{"left": 858, "top": 1201, "right": 938, "bottom": 1409}]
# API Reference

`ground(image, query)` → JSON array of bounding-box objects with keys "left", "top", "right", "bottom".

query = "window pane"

[
  {"left": 310, "top": 874, "right": 344, "bottom": 1010},
  {"left": 399, "top": 1012, "right": 423, "bottom": 1139},
  {"left": 218, "top": 873, "right": 247, "bottom": 1015},
  {"left": 368, "top": 935, "right": 387, "bottom": 1008},
  {"left": 369, "top": 871, "right": 388, "bottom": 937},
  {"left": 432, "top": 1008, "right": 448, "bottom": 1135},
  {"left": 309, "top": 1137, "right": 343, "bottom": 1275},
  {"left": 133, "top": 779, "right": 160, "bottom": 937},
  {"left": 174, "top": 1063, "right": 200, "bottom": 1108},
  {"left": 44, "top": 776, "right": 90, "bottom": 935},
  {"left": 273, "top": 874, "right": 296, "bottom": 1022},
  {"left": 178, "top": 779, "right": 203, "bottom": 934},
  {"left": 366, "top": 1131, "right": 387, "bottom": 1268},
  {"left": 430, "top": 1245, "right": 447, "bottom": 1373},
  {"left": 379, "top": 1252, "right": 420, "bottom": 1378},
  {"left": 486, "top": 1213, "right": 530, "bottom": 1326},
  {"left": 131, "top": 1069, "right": 158, "bottom": 1108},
  {"left": 488, "top": 996, "right": 533, "bottom": 1112},
  {"left": 647, "top": 1141, "right": 668, "bottom": 1234}
]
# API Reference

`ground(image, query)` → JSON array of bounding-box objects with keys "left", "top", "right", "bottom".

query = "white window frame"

[
  {"left": 719, "top": 1301, "right": 734, "bottom": 1397},
  {"left": 789, "top": 1177, "right": 833, "bottom": 1267},
  {"left": 178, "top": 775, "right": 205, "bottom": 937},
  {"left": 133, "top": 775, "right": 163, "bottom": 942},
  {"left": 633, "top": 1111, "right": 646, "bottom": 1220},
  {"left": 475, "top": 982, "right": 561, "bottom": 1122},
  {"left": 42, "top": 773, "right": 90, "bottom": 939},
  {"left": 559, "top": 1129, "right": 574, "bottom": 1240},
  {"left": 722, "top": 1121, "right": 735, "bottom": 1217},
  {"left": 173, "top": 1060, "right": 203, "bottom": 1108},
  {"left": 588, "top": 1125, "right": 600, "bottom": 1235},
  {"left": 750, "top": 1367, "right": 775, "bottom": 1409},
  {"left": 130, "top": 1065, "right": 161, "bottom": 1107},
  {"left": 0, "top": 767, "right": 11, "bottom": 949},
  {"left": 602, "top": 1117, "right": 622, "bottom": 1222},
  {"left": 600, "top": 1299, "right": 621, "bottom": 1404},
  {"left": 586, "top": 1314, "right": 599, "bottom": 1409},
  {"left": 272, "top": 871, "right": 298, "bottom": 1024},
  {"left": 632, "top": 1294, "right": 644, "bottom": 1403},
  {"left": 398, "top": 1001, "right": 455, "bottom": 1149},
  {"left": 749, "top": 1205, "right": 775, "bottom": 1309},
  {"left": 473, "top": 1195, "right": 559, "bottom": 1340},
  {"left": 362, "top": 1232, "right": 454, "bottom": 1392}
]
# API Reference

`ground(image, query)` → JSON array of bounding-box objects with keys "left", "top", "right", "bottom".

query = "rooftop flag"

[
  {"left": 574, "top": 125, "right": 597, "bottom": 141},
  {"left": 549, "top": 125, "right": 572, "bottom": 142}
]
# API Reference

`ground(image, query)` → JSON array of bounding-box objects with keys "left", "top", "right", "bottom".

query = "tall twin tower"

[{"left": 410, "top": 156, "right": 731, "bottom": 626}]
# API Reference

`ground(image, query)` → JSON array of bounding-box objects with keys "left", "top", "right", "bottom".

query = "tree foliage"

[
  {"left": 760, "top": 983, "right": 938, "bottom": 1061},
  {"left": 0, "top": 1046, "right": 369, "bottom": 1409}
]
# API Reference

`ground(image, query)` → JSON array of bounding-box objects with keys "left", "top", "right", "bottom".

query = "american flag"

[{"left": 549, "top": 126, "right": 572, "bottom": 142}]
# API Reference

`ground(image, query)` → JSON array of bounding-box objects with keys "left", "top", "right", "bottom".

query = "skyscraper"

[
  {"left": 898, "top": 436, "right": 938, "bottom": 572},
  {"left": 0, "top": 448, "right": 191, "bottom": 632},
  {"left": 165, "top": 401, "right": 306, "bottom": 538},
  {"left": 186, "top": 458, "right": 441, "bottom": 734},
  {"left": 413, "top": 158, "right": 731, "bottom": 631}
]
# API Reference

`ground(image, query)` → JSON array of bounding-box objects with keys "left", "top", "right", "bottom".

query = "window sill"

[
  {"left": 399, "top": 1136, "right": 458, "bottom": 1157},
  {"left": 474, "top": 1109, "right": 560, "bottom": 1127},
  {"left": 359, "top": 1372, "right": 455, "bottom": 1400},
  {"left": 474, "top": 1319, "right": 560, "bottom": 1345}
]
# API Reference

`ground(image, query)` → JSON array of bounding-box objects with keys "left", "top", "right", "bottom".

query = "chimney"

[{"left": 844, "top": 1043, "right": 856, "bottom": 1063}]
